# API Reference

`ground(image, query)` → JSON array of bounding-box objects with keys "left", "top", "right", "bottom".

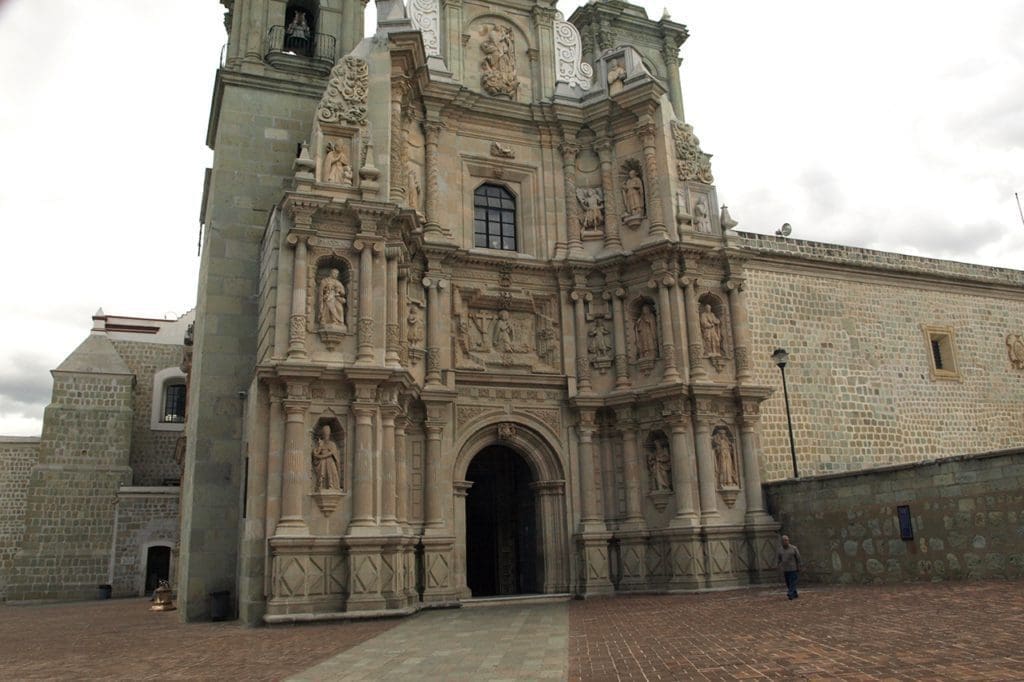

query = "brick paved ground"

[
  {"left": 2, "top": 581, "right": 1022, "bottom": 680},
  {"left": 569, "top": 581, "right": 1024, "bottom": 681},
  {"left": 0, "top": 598, "right": 397, "bottom": 680}
]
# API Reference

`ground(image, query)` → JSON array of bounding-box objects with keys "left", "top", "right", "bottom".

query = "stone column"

[
  {"left": 424, "top": 422, "right": 444, "bottom": 529},
  {"left": 423, "top": 122, "right": 443, "bottom": 237},
  {"left": 424, "top": 277, "right": 443, "bottom": 386},
  {"left": 576, "top": 410, "right": 602, "bottom": 527},
  {"left": 380, "top": 404, "right": 398, "bottom": 526},
  {"left": 610, "top": 287, "right": 630, "bottom": 389},
  {"left": 669, "top": 267, "right": 689, "bottom": 382},
  {"left": 570, "top": 289, "right": 593, "bottom": 394},
  {"left": 385, "top": 248, "right": 401, "bottom": 368},
  {"left": 397, "top": 265, "right": 409, "bottom": 366},
  {"left": 265, "top": 392, "right": 284, "bottom": 540},
  {"left": 638, "top": 120, "right": 667, "bottom": 239},
  {"left": 599, "top": 431, "right": 616, "bottom": 525},
  {"left": 597, "top": 141, "right": 622, "bottom": 251},
  {"left": 276, "top": 393, "right": 309, "bottom": 535},
  {"left": 561, "top": 142, "right": 583, "bottom": 254},
  {"left": 693, "top": 413, "right": 719, "bottom": 522},
  {"left": 395, "top": 414, "right": 409, "bottom": 527},
  {"left": 661, "top": 41, "right": 685, "bottom": 120},
  {"left": 739, "top": 406, "right": 769, "bottom": 522},
  {"left": 286, "top": 234, "right": 309, "bottom": 361},
  {"left": 669, "top": 418, "right": 699, "bottom": 526},
  {"left": 726, "top": 279, "right": 752, "bottom": 383},
  {"left": 619, "top": 417, "right": 644, "bottom": 527},
  {"left": 354, "top": 239, "right": 380, "bottom": 364},
  {"left": 682, "top": 277, "right": 708, "bottom": 379},
  {"left": 389, "top": 81, "right": 408, "bottom": 204},
  {"left": 350, "top": 403, "right": 376, "bottom": 528},
  {"left": 653, "top": 276, "right": 681, "bottom": 382},
  {"left": 453, "top": 479, "right": 473, "bottom": 598}
]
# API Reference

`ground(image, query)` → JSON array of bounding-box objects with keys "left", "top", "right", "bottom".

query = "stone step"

[{"left": 461, "top": 592, "right": 572, "bottom": 608}]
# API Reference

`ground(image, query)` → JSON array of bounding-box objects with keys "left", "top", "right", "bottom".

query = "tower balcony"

[{"left": 265, "top": 25, "right": 336, "bottom": 77}]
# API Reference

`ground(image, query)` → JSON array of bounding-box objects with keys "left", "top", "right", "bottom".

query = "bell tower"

[{"left": 179, "top": 0, "right": 362, "bottom": 622}]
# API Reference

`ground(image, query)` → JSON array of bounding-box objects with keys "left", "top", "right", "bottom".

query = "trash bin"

[
  {"left": 209, "top": 590, "right": 231, "bottom": 621},
  {"left": 97, "top": 584, "right": 112, "bottom": 600}
]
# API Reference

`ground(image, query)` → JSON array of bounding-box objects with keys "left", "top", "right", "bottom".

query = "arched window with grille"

[{"left": 474, "top": 184, "right": 517, "bottom": 251}]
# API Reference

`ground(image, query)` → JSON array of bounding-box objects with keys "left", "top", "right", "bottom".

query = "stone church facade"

[{"left": 175, "top": 0, "right": 1024, "bottom": 623}]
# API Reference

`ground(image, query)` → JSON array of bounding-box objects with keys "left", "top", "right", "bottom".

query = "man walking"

[{"left": 778, "top": 535, "right": 801, "bottom": 600}]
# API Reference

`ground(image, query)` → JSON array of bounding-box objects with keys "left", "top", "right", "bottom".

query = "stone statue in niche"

[
  {"left": 588, "top": 319, "right": 612, "bottom": 361},
  {"left": 324, "top": 141, "right": 352, "bottom": 185},
  {"left": 647, "top": 439, "right": 672, "bottom": 491},
  {"left": 577, "top": 187, "right": 605, "bottom": 232},
  {"left": 712, "top": 427, "right": 739, "bottom": 488},
  {"left": 406, "top": 305, "right": 424, "bottom": 348},
  {"left": 1007, "top": 333, "right": 1024, "bottom": 370},
  {"left": 623, "top": 169, "right": 645, "bottom": 217},
  {"left": 693, "top": 196, "right": 711, "bottom": 233},
  {"left": 699, "top": 304, "right": 723, "bottom": 358},
  {"left": 607, "top": 58, "right": 626, "bottom": 95},
  {"left": 311, "top": 424, "right": 341, "bottom": 491},
  {"left": 286, "top": 11, "right": 310, "bottom": 45},
  {"left": 318, "top": 269, "right": 347, "bottom": 329},
  {"left": 479, "top": 24, "right": 520, "bottom": 98},
  {"left": 634, "top": 304, "right": 658, "bottom": 360}
]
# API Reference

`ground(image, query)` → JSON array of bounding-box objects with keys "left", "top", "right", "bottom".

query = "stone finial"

[{"left": 720, "top": 205, "right": 738, "bottom": 231}]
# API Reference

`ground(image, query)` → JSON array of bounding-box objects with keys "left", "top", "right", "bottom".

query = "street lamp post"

[{"left": 771, "top": 348, "right": 799, "bottom": 478}]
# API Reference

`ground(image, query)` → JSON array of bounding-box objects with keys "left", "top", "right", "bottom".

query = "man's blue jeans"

[{"left": 784, "top": 570, "right": 799, "bottom": 599}]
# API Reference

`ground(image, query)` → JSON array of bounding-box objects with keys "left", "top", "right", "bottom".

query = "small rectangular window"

[
  {"left": 921, "top": 325, "right": 961, "bottom": 382},
  {"left": 162, "top": 384, "right": 187, "bottom": 423}
]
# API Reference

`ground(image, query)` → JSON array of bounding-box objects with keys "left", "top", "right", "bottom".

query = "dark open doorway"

[
  {"left": 145, "top": 545, "right": 171, "bottom": 594},
  {"left": 465, "top": 445, "right": 538, "bottom": 596}
]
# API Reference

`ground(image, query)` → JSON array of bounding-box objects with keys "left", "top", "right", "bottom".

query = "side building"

[{"left": 2, "top": 310, "right": 192, "bottom": 601}]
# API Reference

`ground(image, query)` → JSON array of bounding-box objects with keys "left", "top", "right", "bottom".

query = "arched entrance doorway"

[
  {"left": 144, "top": 545, "right": 171, "bottom": 594},
  {"left": 465, "top": 446, "right": 539, "bottom": 596}
]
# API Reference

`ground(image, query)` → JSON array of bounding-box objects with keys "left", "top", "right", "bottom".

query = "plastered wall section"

[
  {"left": 181, "top": 75, "right": 318, "bottom": 620},
  {"left": 764, "top": 448, "right": 1024, "bottom": 584},
  {"left": 110, "top": 340, "right": 184, "bottom": 486},
  {"left": 112, "top": 490, "right": 179, "bottom": 597},
  {"left": 0, "top": 439, "right": 40, "bottom": 600},
  {"left": 738, "top": 233, "right": 1024, "bottom": 482}
]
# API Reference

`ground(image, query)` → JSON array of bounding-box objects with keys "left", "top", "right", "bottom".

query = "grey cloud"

[
  {"left": 797, "top": 168, "right": 846, "bottom": 224},
  {"left": 869, "top": 215, "right": 1005, "bottom": 260},
  {"left": 0, "top": 353, "right": 53, "bottom": 411}
]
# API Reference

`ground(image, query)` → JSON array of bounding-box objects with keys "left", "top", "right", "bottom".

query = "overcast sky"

[{"left": 0, "top": 0, "right": 1021, "bottom": 436}]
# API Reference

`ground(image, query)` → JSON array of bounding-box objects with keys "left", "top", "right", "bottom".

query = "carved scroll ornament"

[
  {"left": 554, "top": 15, "right": 594, "bottom": 90},
  {"left": 670, "top": 121, "right": 714, "bottom": 184},
  {"left": 409, "top": 0, "right": 441, "bottom": 57},
  {"left": 317, "top": 56, "right": 369, "bottom": 125}
]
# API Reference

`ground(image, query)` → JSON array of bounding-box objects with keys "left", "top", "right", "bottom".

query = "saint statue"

[
  {"left": 713, "top": 428, "right": 739, "bottom": 487},
  {"left": 577, "top": 188, "right": 605, "bottom": 232},
  {"left": 699, "top": 304, "right": 723, "bottom": 356},
  {"left": 318, "top": 269, "right": 347, "bottom": 327},
  {"left": 693, "top": 196, "right": 711, "bottom": 233},
  {"left": 623, "top": 169, "right": 645, "bottom": 217},
  {"left": 607, "top": 58, "right": 626, "bottom": 95},
  {"left": 492, "top": 309, "right": 516, "bottom": 352},
  {"left": 311, "top": 424, "right": 341, "bottom": 491},
  {"left": 406, "top": 305, "right": 424, "bottom": 347},
  {"left": 286, "top": 11, "right": 311, "bottom": 43},
  {"left": 324, "top": 142, "right": 352, "bottom": 185},
  {"left": 647, "top": 439, "right": 672, "bottom": 491},
  {"left": 634, "top": 304, "right": 657, "bottom": 360},
  {"left": 588, "top": 319, "right": 612, "bottom": 360},
  {"left": 479, "top": 24, "right": 520, "bottom": 98},
  {"left": 406, "top": 162, "right": 421, "bottom": 211}
]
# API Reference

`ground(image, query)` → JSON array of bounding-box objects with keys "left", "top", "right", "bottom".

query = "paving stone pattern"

[{"left": 1, "top": 582, "right": 1021, "bottom": 680}]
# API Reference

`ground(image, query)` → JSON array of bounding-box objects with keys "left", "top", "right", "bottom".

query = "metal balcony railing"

[{"left": 265, "top": 25, "right": 335, "bottom": 65}]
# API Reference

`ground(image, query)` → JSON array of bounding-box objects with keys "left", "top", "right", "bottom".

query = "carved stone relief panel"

[
  {"left": 670, "top": 121, "right": 714, "bottom": 185},
  {"left": 456, "top": 287, "right": 560, "bottom": 372},
  {"left": 317, "top": 56, "right": 369, "bottom": 126},
  {"left": 478, "top": 23, "right": 521, "bottom": 99}
]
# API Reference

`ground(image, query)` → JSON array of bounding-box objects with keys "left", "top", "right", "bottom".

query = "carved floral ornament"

[
  {"left": 317, "top": 56, "right": 369, "bottom": 126},
  {"left": 670, "top": 121, "right": 714, "bottom": 184}
]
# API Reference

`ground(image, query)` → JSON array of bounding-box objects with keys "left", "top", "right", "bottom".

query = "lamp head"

[{"left": 772, "top": 348, "right": 789, "bottom": 369}]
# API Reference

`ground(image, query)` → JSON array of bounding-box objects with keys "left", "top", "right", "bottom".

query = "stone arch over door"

[{"left": 452, "top": 420, "right": 569, "bottom": 597}]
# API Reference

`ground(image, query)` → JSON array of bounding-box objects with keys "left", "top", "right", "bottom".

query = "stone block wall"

[
  {"left": 764, "top": 448, "right": 1024, "bottom": 584},
  {"left": 111, "top": 488, "right": 179, "bottom": 597},
  {"left": 0, "top": 438, "right": 40, "bottom": 600},
  {"left": 739, "top": 233, "right": 1024, "bottom": 482},
  {"left": 110, "top": 340, "right": 184, "bottom": 486}
]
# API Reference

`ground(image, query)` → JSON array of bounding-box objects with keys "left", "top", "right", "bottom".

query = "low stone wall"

[
  {"left": 764, "top": 448, "right": 1024, "bottom": 584},
  {"left": 0, "top": 438, "right": 40, "bottom": 601}
]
